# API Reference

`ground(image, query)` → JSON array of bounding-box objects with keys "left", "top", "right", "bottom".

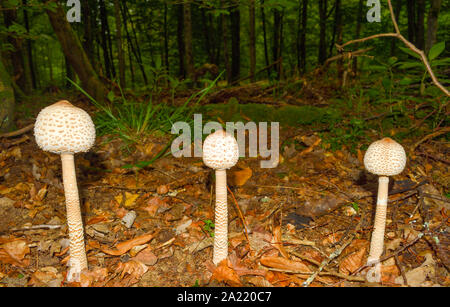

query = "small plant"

[{"left": 203, "top": 219, "right": 215, "bottom": 238}]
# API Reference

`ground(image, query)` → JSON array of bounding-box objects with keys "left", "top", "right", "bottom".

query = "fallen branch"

[
  {"left": 336, "top": 0, "right": 449, "bottom": 97},
  {"left": 0, "top": 124, "right": 34, "bottom": 138}
]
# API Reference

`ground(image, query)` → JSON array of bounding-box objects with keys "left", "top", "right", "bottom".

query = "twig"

[
  {"left": 266, "top": 267, "right": 365, "bottom": 283},
  {"left": 0, "top": 124, "right": 34, "bottom": 138},
  {"left": 227, "top": 185, "right": 251, "bottom": 248},
  {"left": 336, "top": 0, "right": 449, "bottom": 97}
]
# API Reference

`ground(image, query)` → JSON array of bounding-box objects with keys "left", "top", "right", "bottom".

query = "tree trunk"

[
  {"left": 318, "top": 0, "right": 328, "bottom": 64},
  {"left": 407, "top": 0, "right": 416, "bottom": 44},
  {"left": 177, "top": 4, "right": 186, "bottom": 78},
  {"left": 221, "top": 1, "right": 232, "bottom": 85},
  {"left": 0, "top": 58, "right": 15, "bottom": 133},
  {"left": 46, "top": 3, "right": 107, "bottom": 102},
  {"left": 163, "top": 3, "right": 170, "bottom": 72},
  {"left": 183, "top": 1, "right": 195, "bottom": 82},
  {"left": 425, "top": 0, "right": 442, "bottom": 53},
  {"left": 22, "top": 0, "right": 36, "bottom": 90},
  {"left": 230, "top": 5, "right": 241, "bottom": 83},
  {"left": 390, "top": 0, "right": 403, "bottom": 56},
  {"left": 120, "top": 1, "right": 148, "bottom": 85},
  {"left": 261, "top": 0, "right": 270, "bottom": 79},
  {"left": 114, "top": 0, "right": 126, "bottom": 89},
  {"left": 3, "top": 7, "right": 31, "bottom": 94},
  {"left": 272, "top": 9, "right": 282, "bottom": 79},
  {"left": 99, "top": 0, "right": 113, "bottom": 79},
  {"left": 249, "top": 0, "right": 256, "bottom": 82},
  {"left": 416, "top": 0, "right": 425, "bottom": 50},
  {"left": 353, "top": 0, "right": 364, "bottom": 73},
  {"left": 201, "top": 8, "right": 214, "bottom": 64},
  {"left": 300, "top": 0, "right": 308, "bottom": 73}
]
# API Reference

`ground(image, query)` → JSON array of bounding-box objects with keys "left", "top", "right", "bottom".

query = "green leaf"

[
  {"left": 399, "top": 77, "right": 414, "bottom": 86},
  {"left": 397, "top": 62, "right": 424, "bottom": 69},
  {"left": 428, "top": 42, "right": 445, "bottom": 61},
  {"left": 399, "top": 46, "right": 421, "bottom": 60}
]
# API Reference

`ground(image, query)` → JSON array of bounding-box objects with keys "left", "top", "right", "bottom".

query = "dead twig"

[{"left": 0, "top": 124, "right": 34, "bottom": 138}]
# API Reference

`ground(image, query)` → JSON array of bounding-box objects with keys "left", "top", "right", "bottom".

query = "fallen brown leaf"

[
  {"left": 101, "top": 231, "right": 159, "bottom": 256},
  {"left": 210, "top": 259, "right": 243, "bottom": 287}
]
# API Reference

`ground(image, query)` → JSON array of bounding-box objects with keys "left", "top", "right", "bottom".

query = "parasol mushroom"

[
  {"left": 202, "top": 129, "right": 239, "bottom": 265},
  {"left": 34, "top": 100, "right": 95, "bottom": 282},
  {"left": 363, "top": 137, "right": 406, "bottom": 282}
]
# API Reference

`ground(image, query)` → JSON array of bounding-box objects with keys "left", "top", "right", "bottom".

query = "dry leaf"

[
  {"left": 116, "top": 260, "right": 148, "bottom": 280},
  {"left": 231, "top": 167, "right": 252, "bottom": 186},
  {"left": 1, "top": 239, "right": 29, "bottom": 263},
  {"left": 339, "top": 247, "right": 366, "bottom": 275},
  {"left": 211, "top": 259, "right": 243, "bottom": 287},
  {"left": 260, "top": 256, "right": 311, "bottom": 273},
  {"left": 80, "top": 267, "right": 109, "bottom": 287},
  {"left": 131, "top": 247, "right": 158, "bottom": 266},
  {"left": 271, "top": 225, "right": 288, "bottom": 258},
  {"left": 101, "top": 231, "right": 158, "bottom": 256}
]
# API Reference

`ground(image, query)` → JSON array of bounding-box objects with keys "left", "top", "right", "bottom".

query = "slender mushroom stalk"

[
  {"left": 202, "top": 130, "right": 239, "bottom": 265},
  {"left": 363, "top": 137, "right": 406, "bottom": 282},
  {"left": 34, "top": 100, "right": 95, "bottom": 282}
]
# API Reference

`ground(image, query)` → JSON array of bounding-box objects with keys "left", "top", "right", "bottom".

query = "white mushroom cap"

[
  {"left": 203, "top": 129, "right": 239, "bottom": 170},
  {"left": 34, "top": 100, "right": 96, "bottom": 154},
  {"left": 364, "top": 137, "right": 406, "bottom": 176}
]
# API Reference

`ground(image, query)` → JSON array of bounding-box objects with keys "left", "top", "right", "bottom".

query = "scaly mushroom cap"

[
  {"left": 203, "top": 130, "right": 239, "bottom": 170},
  {"left": 364, "top": 137, "right": 406, "bottom": 176},
  {"left": 34, "top": 100, "right": 96, "bottom": 154}
]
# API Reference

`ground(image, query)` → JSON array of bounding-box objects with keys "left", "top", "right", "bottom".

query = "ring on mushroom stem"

[
  {"left": 34, "top": 100, "right": 96, "bottom": 283},
  {"left": 363, "top": 137, "right": 406, "bottom": 283},
  {"left": 202, "top": 129, "right": 239, "bottom": 265}
]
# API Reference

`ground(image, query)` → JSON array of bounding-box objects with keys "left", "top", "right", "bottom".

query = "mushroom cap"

[
  {"left": 203, "top": 130, "right": 239, "bottom": 170},
  {"left": 34, "top": 100, "right": 96, "bottom": 154},
  {"left": 364, "top": 137, "right": 406, "bottom": 176}
]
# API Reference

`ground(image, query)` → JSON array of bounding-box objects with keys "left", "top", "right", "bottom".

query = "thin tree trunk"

[
  {"left": 0, "top": 57, "right": 15, "bottom": 133},
  {"left": 163, "top": 3, "right": 169, "bottom": 72},
  {"left": 177, "top": 4, "right": 186, "bottom": 78},
  {"left": 300, "top": 0, "right": 308, "bottom": 73},
  {"left": 99, "top": 0, "right": 112, "bottom": 79},
  {"left": 416, "top": 0, "right": 425, "bottom": 50},
  {"left": 46, "top": 3, "right": 107, "bottom": 102},
  {"left": 425, "top": 0, "right": 442, "bottom": 53},
  {"left": 114, "top": 0, "right": 125, "bottom": 89},
  {"left": 390, "top": 0, "right": 403, "bottom": 56},
  {"left": 120, "top": 1, "right": 148, "bottom": 85},
  {"left": 183, "top": 1, "right": 195, "bottom": 82},
  {"left": 273, "top": 9, "right": 282, "bottom": 79},
  {"left": 261, "top": 0, "right": 270, "bottom": 79},
  {"left": 22, "top": 0, "right": 36, "bottom": 89},
  {"left": 201, "top": 8, "right": 214, "bottom": 64},
  {"left": 249, "top": 0, "right": 256, "bottom": 82},
  {"left": 230, "top": 5, "right": 241, "bottom": 83},
  {"left": 3, "top": 7, "right": 30, "bottom": 94},
  {"left": 407, "top": 0, "right": 416, "bottom": 44},
  {"left": 221, "top": 0, "right": 232, "bottom": 84},
  {"left": 318, "top": 0, "right": 328, "bottom": 64}
]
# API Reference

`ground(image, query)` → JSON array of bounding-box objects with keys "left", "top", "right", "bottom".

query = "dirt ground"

[{"left": 0, "top": 96, "right": 448, "bottom": 287}]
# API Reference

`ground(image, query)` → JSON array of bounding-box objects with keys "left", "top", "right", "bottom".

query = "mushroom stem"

[
  {"left": 366, "top": 176, "right": 389, "bottom": 282},
  {"left": 61, "top": 153, "right": 88, "bottom": 282},
  {"left": 213, "top": 169, "right": 228, "bottom": 265}
]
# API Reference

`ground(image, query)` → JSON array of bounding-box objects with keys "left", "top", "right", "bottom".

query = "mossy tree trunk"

[
  {"left": 46, "top": 3, "right": 107, "bottom": 102},
  {"left": 0, "top": 58, "right": 15, "bottom": 133}
]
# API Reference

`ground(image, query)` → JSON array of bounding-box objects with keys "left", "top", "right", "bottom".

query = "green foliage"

[{"left": 203, "top": 220, "right": 215, "bottom": 238}]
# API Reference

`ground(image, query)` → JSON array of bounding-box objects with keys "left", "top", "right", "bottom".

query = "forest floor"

[{"left": 0, "top": 83, "right": 449, "bottom": 287}]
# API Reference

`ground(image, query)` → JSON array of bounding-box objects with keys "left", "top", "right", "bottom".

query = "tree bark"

[
  {"left": 407, "top": 0, "right": 416, "bottom": 44},
  {"left": 230, "top": 4, "right": 241, "bottom": 83},
  {"left": 177, "top": 4, "right": 186, "bottom": 78},
  {"left": 353, "top": 0, "right": 364, "bottom": 73},
  {"left": 46, "top": 3, "right": 107, "bottom": 102},
  {"left": 0, "top": 58, "right": 15, "bottom": 133},
  {"left": 249, "top": 0, "right": 256, "bottom": 82},
  {"left": 99, "top": 0, "right": 113, "bottom": 79},
  {"left": 318, "top": 0, "right": 328, "bottom": 64},
  {"left": 425, "top": 0, "right": 442, "bottom": 53},
  {"left": 3, "top": 7, "right": 31, "bottom": 94},
  {"left": 261, "top": 0, "right": 270, "bottom": 79},
  {"left": 390, "top": 0, "right": 403, "bottom": 56},
  {"left": 114, "top": 0, "right": 126, "bottom": 89},
  {"left": 416, "top": 0, "right": 425, "bottom": 50},
  {"left": 221, "top": 0, "right": 232, "bottom": 85},
  {"left": 183, "top": 1, "right": 195, "bottom": 81},
  {"left": 22, "top": 0, "right": 36, "bottom": 90}
]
